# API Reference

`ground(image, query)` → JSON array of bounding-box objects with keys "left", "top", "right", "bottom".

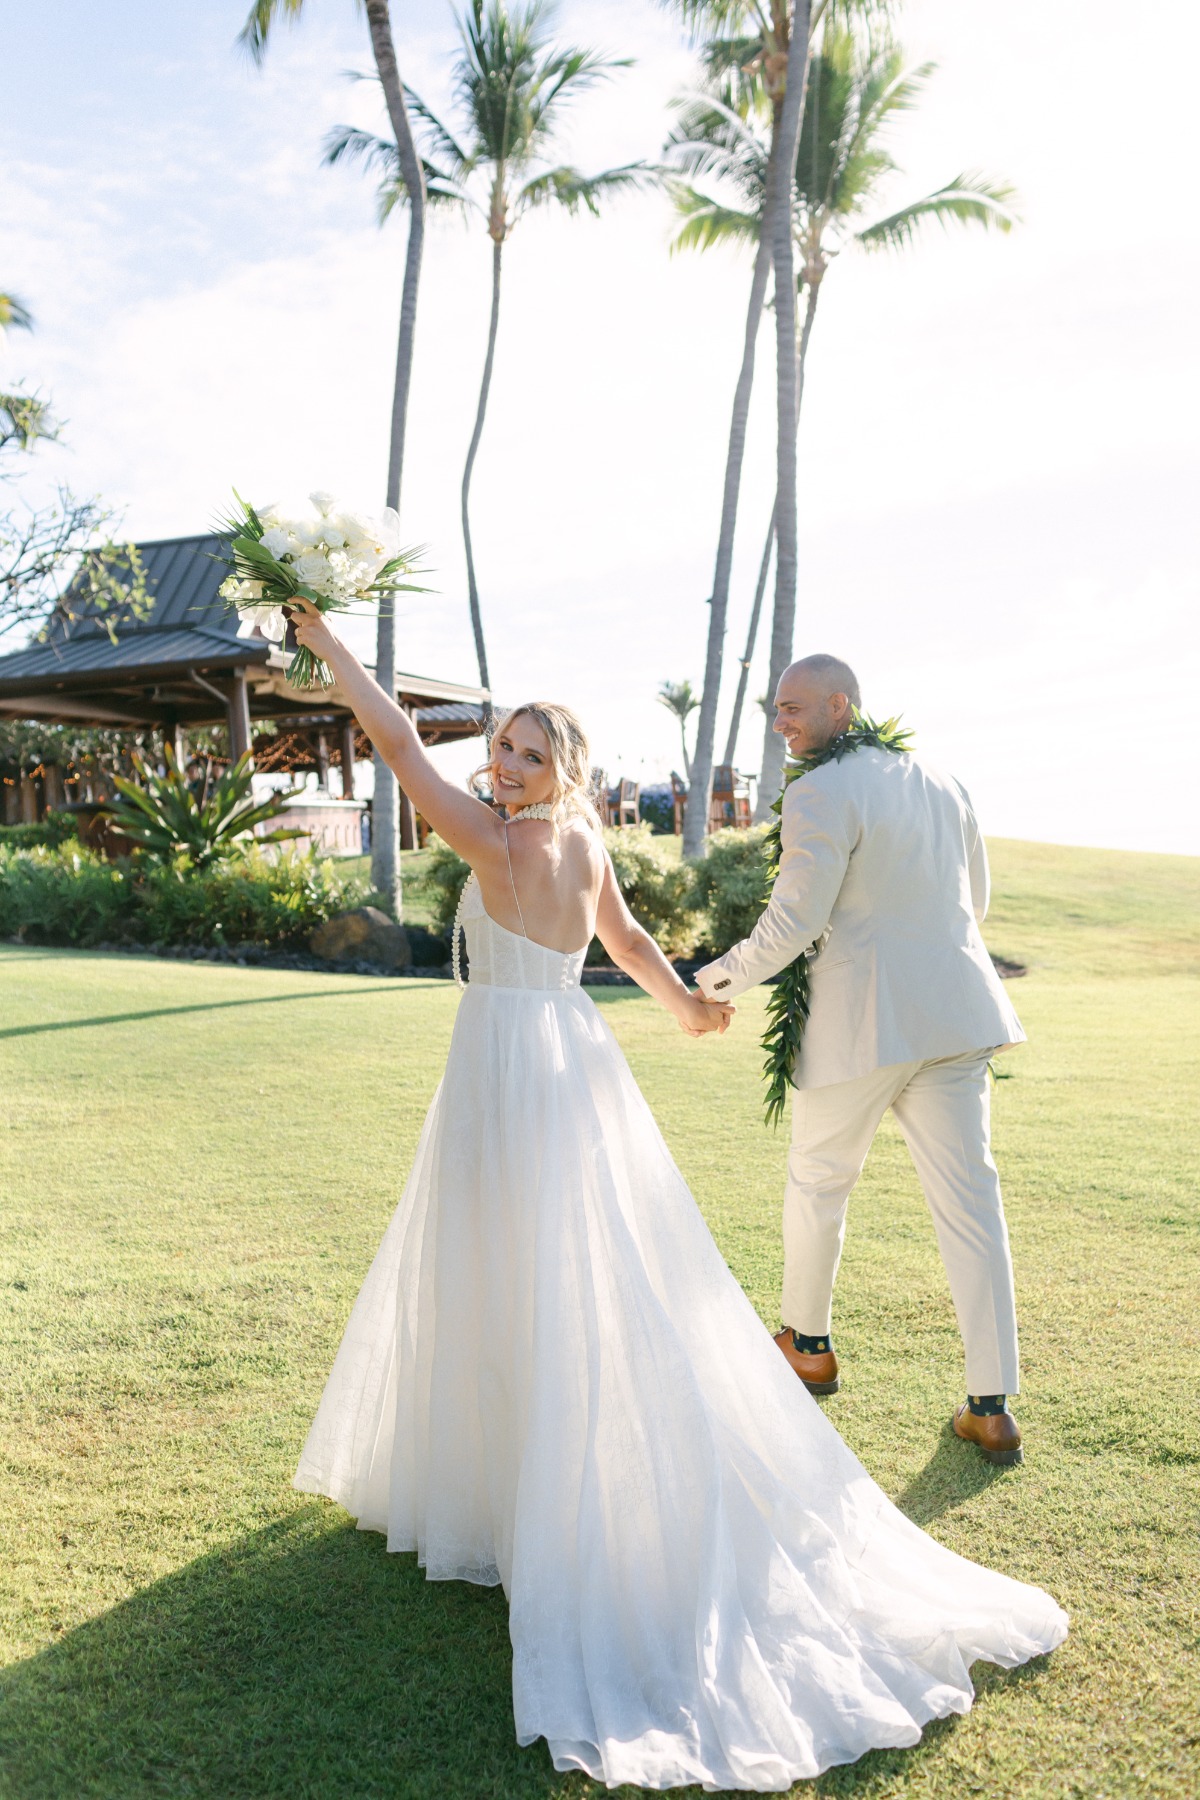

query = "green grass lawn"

[{"left": 1, "top": 839, "right": 1197, "bottom": 1799}]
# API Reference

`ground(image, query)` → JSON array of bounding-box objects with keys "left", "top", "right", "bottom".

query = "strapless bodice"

[{"left": 458, "top": 875, "right": 587, "bottom": 993}]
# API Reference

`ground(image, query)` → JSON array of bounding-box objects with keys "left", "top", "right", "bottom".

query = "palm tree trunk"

[
  {"left": 683, "top": 7, "right": 816, "bottom": 860},
  {"left": 680, "top": 719, "right": 692, "bottom": 782},
  {"left": 755, "top": 269, "right": 821, "bottom": 819},
  {"left": 461, "top": 237, "right": 503, "bottom": 694},
  {"left": 721, "top": 498, "right": 775, "bottom": 770},
  {"left": 365, "top": 0, "right": 426, "bottom": 916},
  {"left": 679, "top": 173, "right": 778, "bottom": 859},
  {"left": 752, "top": 2, "right": 815, "bottom": 835}
]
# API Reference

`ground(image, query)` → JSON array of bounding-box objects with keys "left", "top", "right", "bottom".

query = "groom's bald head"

[
  {"left": 773, "top": 655, "right": 861, "bottom": 756},
  {"left": 783, "top": 654, "right": 861, "bottom": 710}
]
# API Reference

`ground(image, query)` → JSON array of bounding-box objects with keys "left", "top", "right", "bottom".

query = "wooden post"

[
  {"left": 19, "top": 773, "right": 38, "bottom": 824},
  {"left": 340, "top": 718, "right": 357, "bottom": 801},
  {"left": 316, "top": 731, "right": 330, "bottom": 793},
  {"left": 43, "top": 763, "right": 65, "bottom": 810},
  {"left": 228, "top": 670, "right": 252, "bottom": 763}
]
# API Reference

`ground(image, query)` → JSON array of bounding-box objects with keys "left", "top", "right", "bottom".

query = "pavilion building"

[{"left": 0, "top": 534, "right": 489, "bottom": 849}]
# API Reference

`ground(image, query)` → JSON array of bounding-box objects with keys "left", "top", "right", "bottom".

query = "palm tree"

[
  {"left": 664, "top": 1, "right": 817, "bottom": 857},
  {"left": 657, "top": 679, "right": 701, "bottom": 778},
  {"left": 240, "top": 0, "right": 427, "bottom": 917},
  {"left": 668, "top": 30, "right": 1016, "bottom": 806},
  {"left": 327, "top": 1, "right": 644, "bottom": 692}
]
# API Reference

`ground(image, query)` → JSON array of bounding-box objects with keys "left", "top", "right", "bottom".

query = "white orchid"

[{"left": 238, "top": 601, "right": 288, "bottom": 643}]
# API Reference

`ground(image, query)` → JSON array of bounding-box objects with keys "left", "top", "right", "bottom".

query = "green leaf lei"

[{"left": 760, "top": 710, "right": 914, "bottom": 1128}]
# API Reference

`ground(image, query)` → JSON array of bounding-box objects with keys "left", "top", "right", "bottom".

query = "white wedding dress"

[{"left": 295, "top": 876, "right": 1067, "bottom": 1790}]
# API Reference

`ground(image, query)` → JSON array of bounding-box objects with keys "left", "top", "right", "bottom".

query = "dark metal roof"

[
  {"left": 0, "top": 535, "right": 261, "bottom": 692},
  {"left": 413, "top": 701, "right": 490, "bottom": 728}
]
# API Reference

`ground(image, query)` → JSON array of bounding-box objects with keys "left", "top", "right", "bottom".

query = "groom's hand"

[{"left": 676, "top": 992, "right": 736, "bottom": 1037}]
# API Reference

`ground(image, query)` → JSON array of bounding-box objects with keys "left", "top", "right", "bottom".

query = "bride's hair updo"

[{"left": 473, "top": 701, "right": 603, "bottom": 835}]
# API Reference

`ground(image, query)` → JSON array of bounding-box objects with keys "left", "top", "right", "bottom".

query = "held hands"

[{"left": 676, "top": 991, "right": 736, "bottom": 1039}]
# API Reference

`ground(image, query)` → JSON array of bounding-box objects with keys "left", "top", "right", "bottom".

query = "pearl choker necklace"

[{"left": 507, "top": 803, "right": 554, "bottom": 820}]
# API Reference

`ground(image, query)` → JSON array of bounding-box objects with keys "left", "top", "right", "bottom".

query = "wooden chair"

[
  {"left": 709, "top": 764, "right": 752, "bottom": 832},
  {"left": 614, "top": 778, "right": 640, "bottom": 828}
]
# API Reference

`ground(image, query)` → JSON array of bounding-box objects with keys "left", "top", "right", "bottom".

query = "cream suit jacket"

[{"left": 695, "top": 747, "right": 1025, "bottom": 1090}]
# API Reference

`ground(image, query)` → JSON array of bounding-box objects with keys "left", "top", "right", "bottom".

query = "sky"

[{"left": 2, "top": 0, "right": 1197, "bottom": 853}]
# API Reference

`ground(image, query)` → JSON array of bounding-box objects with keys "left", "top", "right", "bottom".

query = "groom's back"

[
  {"left": 794, "top": 747, "right": 1021, "bottom": 1084},
  {"left": 820, "top": 747, "right": 984, "bottom": 941}
]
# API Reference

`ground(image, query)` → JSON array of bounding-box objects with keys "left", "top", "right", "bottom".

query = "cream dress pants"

[{"left": 785, "top": 1048, "right": 1020, "bottom": 1396}]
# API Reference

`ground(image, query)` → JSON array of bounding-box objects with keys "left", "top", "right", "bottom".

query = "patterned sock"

[
  {"left": 790, "top": 1331, "right": 832, "bottom": 1356},
  {"left": 967, "top": 1394, "right": 1008, "bottom": 1417}
]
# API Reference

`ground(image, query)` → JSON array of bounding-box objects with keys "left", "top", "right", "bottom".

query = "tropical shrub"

[
  {"left": 104, "top": 749, "right": 303, "bottom": 869},
  {"left": 0, "top": 809, "right": 79, "bottom": 849},
  {"left": 689, "top": 825, "right": 770, "bottom": 954},
  {"left": 602, "top": 825, "right": 702, "bottom": 958},
  {"left": 0, "top": 844, "right": 135, "bottom": 947},
  {"left": 0, "top": 841, "right": 367, "bottom": 952},
  {"left": 137, "top": 846, "right": 368, "bottom": 950},
  {"left": 421, "top": 836, "right": 473, "bottom": 937}
]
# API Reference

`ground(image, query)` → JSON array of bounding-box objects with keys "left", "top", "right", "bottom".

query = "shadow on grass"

[
  {"left": 894, "top": 1419, "right": 1016, "bottom": 1526},
  {"left": 0, "top": 1508, "right": 575, "bottom": 1800},
  {"left": 0, "top": 1503, "right": 1053, "bottom": 1800},
  {"left": 0, "top": 988, "right": 395, "bottom": 1041}
]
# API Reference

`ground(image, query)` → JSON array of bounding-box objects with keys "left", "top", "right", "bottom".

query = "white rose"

[
  {"left": 293, "top": 548, "right": 332, "bottom": 588},
  {"left": 260, "top": 526, "right": 291, "bottom": 558},
  {"left": 309, "top": 490, "right": 337, "bottom": 514}
]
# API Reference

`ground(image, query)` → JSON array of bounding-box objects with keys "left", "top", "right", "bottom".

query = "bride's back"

[{"left": 476, "top": 817, "right": 605, "bottom": 955}]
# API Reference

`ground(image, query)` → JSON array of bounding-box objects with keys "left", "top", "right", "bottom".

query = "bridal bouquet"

[{"left": 215, "top": 491, "right": 421, "bottom": 689}]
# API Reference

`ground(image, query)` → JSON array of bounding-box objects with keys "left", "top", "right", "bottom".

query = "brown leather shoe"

[
  {"left": 774, "top": 1329, "right": 840, "bottom": 1395},
  {"left": 953, "top": 1402, "right": 1024, "bottom": 1466}
]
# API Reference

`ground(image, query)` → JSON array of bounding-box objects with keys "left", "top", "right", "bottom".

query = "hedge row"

[
  {"left": 0, "top": 843, "right": 368, "bottom": 952},
  {"left": 0, "top": 825, "right": 772, "bottom": 961}
]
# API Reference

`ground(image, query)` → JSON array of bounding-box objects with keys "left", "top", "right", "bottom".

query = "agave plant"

[{"left": 104, "top": 748, "right": 305, "bottom": 870}]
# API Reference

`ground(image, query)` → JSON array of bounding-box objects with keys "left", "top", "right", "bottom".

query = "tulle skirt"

[{"left": 295, "top": 981, "right": 1066, "bottom": 1790}]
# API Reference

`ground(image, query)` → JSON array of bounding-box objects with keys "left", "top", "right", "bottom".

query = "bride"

[{"left": 288, "top": 601, "right": 1067, "bottom": 1792}]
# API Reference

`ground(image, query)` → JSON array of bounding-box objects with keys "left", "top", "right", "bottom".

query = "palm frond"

[
  {"left": 516, "top": 162, "right": 651, "bottom": 220},
  {"left": 664, "top": 91, "right": 768, "bottom": 212},
  {"left": 667, "top": 183, "right": 760, "bottom": 255},
  {"left": 403, "top": 88, "right": 474, "bottom": 176},
  {"left": 237, "top": 0, "right": 306, "bottom": 65},
  {"left": 322, "top": 125, "right": 468, "bottom": 221},
  {"left": 856, "top": 172, "right": 1019, "bottom": 252},
  {"left": 0, "top": 293, "right": 34, "bottom": 334}
]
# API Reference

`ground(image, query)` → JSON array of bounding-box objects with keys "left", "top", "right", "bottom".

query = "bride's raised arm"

[{"left": 287, "top": 599, "right": 503, "bottom": 869}]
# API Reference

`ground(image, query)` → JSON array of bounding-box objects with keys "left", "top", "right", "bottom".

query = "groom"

[{"left": 695, "top": 656, "right": 1027, "bottom": 1465}]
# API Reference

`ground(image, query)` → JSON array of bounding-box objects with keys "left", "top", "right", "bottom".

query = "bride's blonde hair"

[{"left": 473, "top": 702, "right": 602, "bottom": 835}]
